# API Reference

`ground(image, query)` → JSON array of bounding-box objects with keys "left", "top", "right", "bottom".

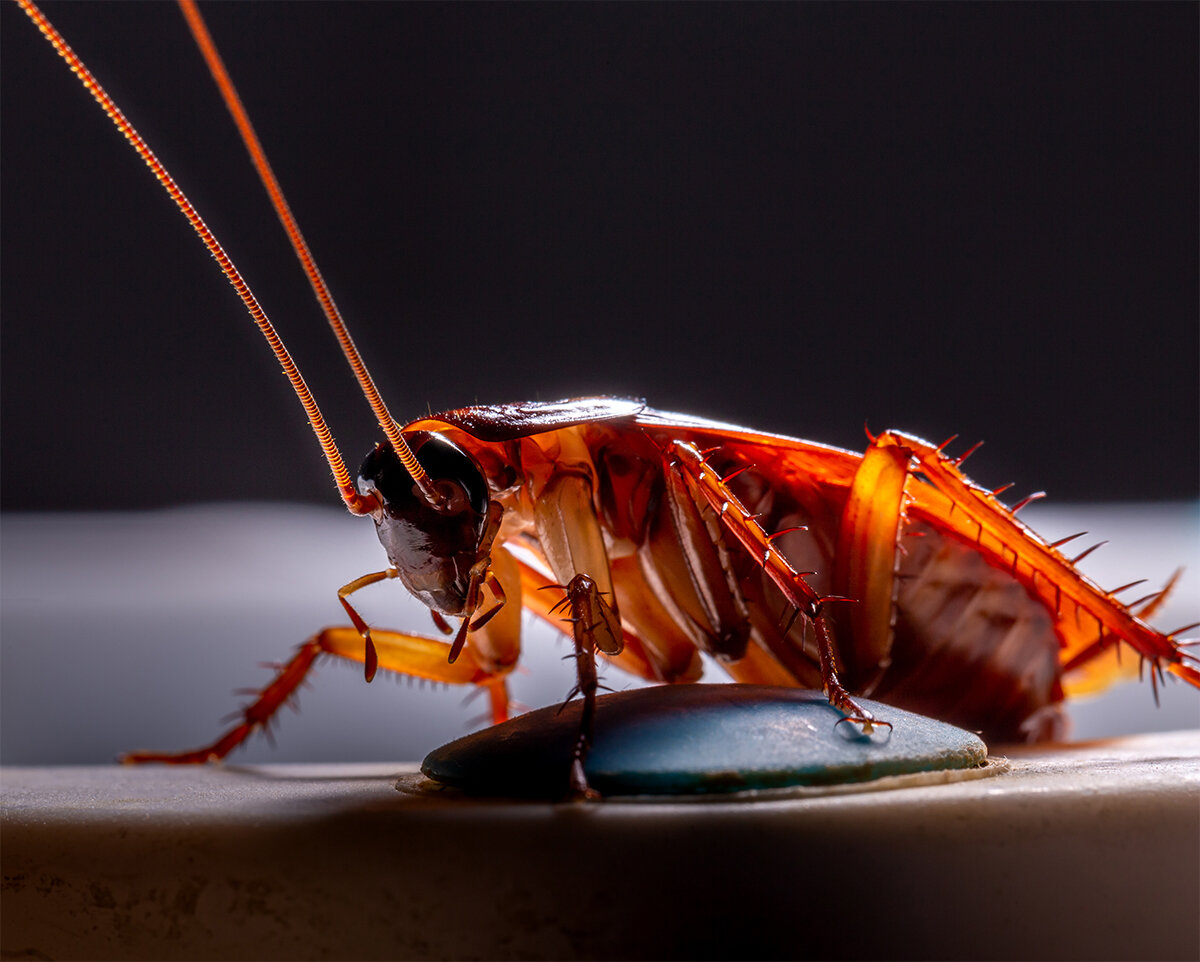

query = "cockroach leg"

[
  {"left": 671, "top": 440, "right": 887, "bottom": 734},
  {"left": 121, "top": 625, "right": 504, "bottom": 765},
  {"left": 812, "top": 612, "right": 890, "bottom": 740},
  {"left": 447, "top": 503, "right": 507, "bottom": 663},
  {"left": 559, "top": 574, "right": 613, "bottom": 801},
  {"left": 886, "top": 430, "right": 1186, "bottom": 677},
  {"left": 467, "top": 568, "right": 508, "bottom": 632},
  {"left": 121, "top": 639, "right": 324, "bottom": 764},
  {"left": 524, "top": 471, "right": 626, "bottom": 795},
  {"left": 337, "top": 568, "right": 400, "bottom": 681}
]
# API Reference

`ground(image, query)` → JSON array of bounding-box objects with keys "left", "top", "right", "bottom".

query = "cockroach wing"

[
  {"left": 414, "top": 397, "right": 646, "bottom": 441},
  {"left": 634, "top": 409, "right": 865, "bottom": 491}
]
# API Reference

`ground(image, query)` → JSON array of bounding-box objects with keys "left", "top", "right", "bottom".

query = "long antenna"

[
  {"left": 176, "top": 0, "right": 444, "bottom": 508},
  {"left": 15, "top": 0, "right": 432, "bottom": 514}
]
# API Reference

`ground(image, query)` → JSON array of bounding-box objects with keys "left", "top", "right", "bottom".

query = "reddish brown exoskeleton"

[{"left": 18, "top": 0, "right": 1198, "bottom": 796}]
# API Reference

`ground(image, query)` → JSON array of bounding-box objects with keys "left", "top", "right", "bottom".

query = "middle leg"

[{"left": 669, "top": 440, "right": 887, "bottom": 734}]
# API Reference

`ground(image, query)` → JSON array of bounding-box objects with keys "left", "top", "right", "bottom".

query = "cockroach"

[{"left": 13, "top": 1, "right": 1198, "bottom": 795}]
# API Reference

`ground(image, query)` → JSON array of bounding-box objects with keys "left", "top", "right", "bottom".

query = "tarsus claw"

[{"left": 835, "top": 714, "right": 894, "bottom": 741}]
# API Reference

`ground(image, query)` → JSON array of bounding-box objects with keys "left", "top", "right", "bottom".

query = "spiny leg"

[
  {"left": 882, "top": 430, "right": 1200, "bottom": 688},
  {"left": 552, "top": 573, "right": 621, "bottom": 799},
  {"left": 121, "top": 626, "right": 504, "bottom": 764},
  {"left": 670, "top": 440, "right": 888, "bottom": 735},
  {"left": 518, "top": 555, "right": 661, "bottom": 682},
  {"left": 528, "top": 470, "right": 625, "bottom": 795}
]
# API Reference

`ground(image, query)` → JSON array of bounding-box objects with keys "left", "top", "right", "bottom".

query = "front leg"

[{"left": 336, "top": 568, "right": 399, "bottom": 681}]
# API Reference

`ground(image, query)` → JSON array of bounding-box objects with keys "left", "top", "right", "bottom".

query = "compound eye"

[{"left": 356, "top": 432, "right": 488, "bottom": 518}]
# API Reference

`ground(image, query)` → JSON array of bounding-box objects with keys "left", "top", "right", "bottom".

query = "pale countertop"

[{"left": 2, "top": 732, "right": 1198, "bottom": 960}]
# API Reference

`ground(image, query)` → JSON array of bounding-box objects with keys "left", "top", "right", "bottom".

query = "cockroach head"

[{"left": 357, "top": 433, "right": 492, "bottom": 616}]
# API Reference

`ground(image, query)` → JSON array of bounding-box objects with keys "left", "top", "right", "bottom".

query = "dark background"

[{"left": 3, "top": 1, "right": 1196, "bottom": 510}]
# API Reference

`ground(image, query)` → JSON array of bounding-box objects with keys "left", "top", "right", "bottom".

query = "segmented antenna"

[
  {"left": 176, "top": 0, "right": 443, "bottom": 508},
  {"left": 16, "top": 0, "right": 435, "bottom": 513}
]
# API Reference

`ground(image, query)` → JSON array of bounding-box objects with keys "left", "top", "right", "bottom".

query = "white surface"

[
  {"left": 2, "top": 732, "right": 1197, "bottom": 960},
  {"left": 1, "top": 502, "right": 1198, "bottom": 765}
]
